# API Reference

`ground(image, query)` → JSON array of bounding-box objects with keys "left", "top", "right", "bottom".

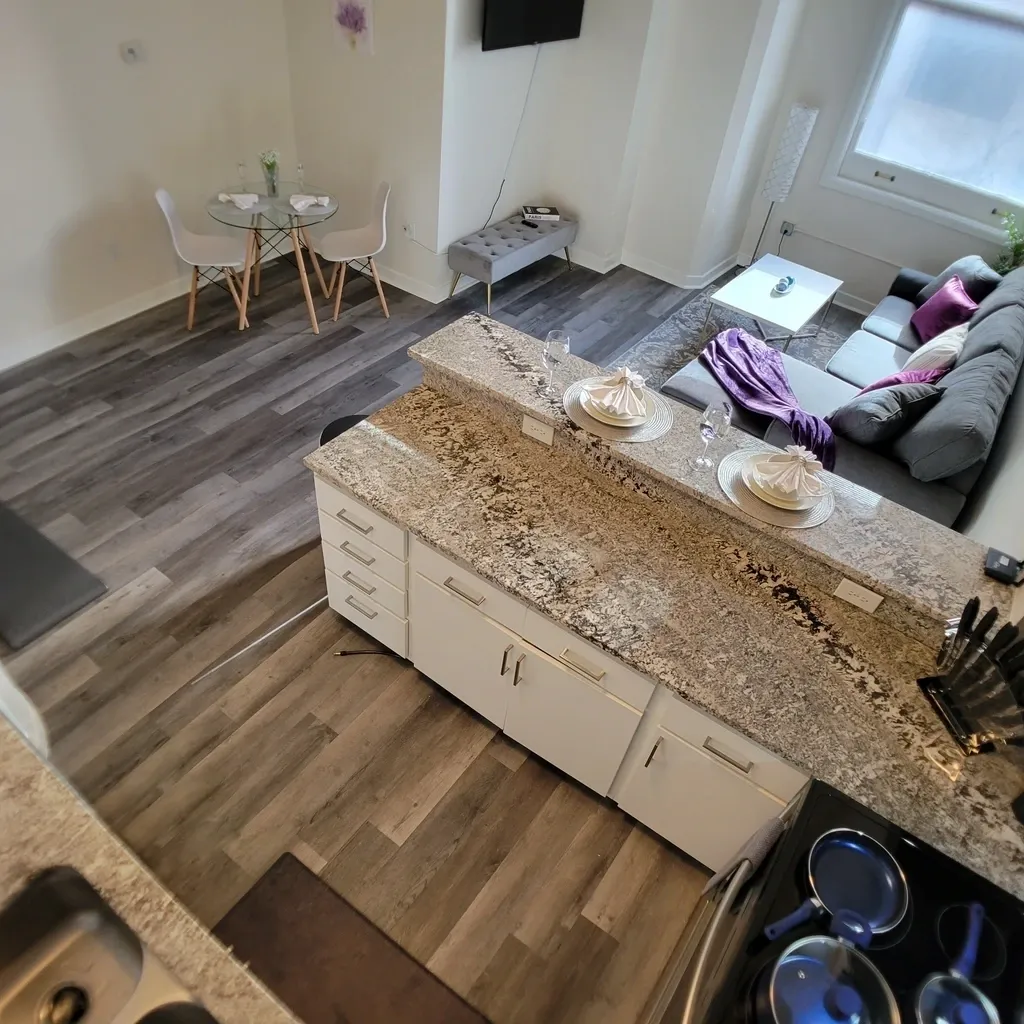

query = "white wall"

[
  {"left": 0, "top": 0, "right": 298, "bottom": 372},
  {"left": 283, "top": 0, "right": 450, "bottom": 301},
  {"left": 737, "top": 0, "right": 1003, "bottom": 310}
]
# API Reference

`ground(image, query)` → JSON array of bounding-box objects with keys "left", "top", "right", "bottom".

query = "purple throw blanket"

[{"left": 699, "top": 328, "right": 836, "bottom": 470}]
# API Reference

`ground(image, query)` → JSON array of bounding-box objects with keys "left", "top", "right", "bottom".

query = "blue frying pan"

[{"left": 764, "top": 828, "right": 908, "bottom": 941}]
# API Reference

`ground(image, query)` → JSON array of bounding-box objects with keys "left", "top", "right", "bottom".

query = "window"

[{"left": 836, "top": 1, "right": 1024, "bottom": 228}]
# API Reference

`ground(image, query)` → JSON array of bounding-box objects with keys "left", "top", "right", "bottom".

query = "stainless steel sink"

[{"left": 0, "top": 868, "right": 212, "bottom": 1024}]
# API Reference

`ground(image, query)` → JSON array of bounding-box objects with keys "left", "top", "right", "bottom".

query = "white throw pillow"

[{"left": 902, "top": 322, "right": 968, "bottom": 372}]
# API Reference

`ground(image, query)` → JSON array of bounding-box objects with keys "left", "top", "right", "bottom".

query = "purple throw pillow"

[
  {"left": 858, "top": 367, "right": 948, "bottom": 396},
  {"left": 910, "top": 275, "right": 978, "bottom": 343}
]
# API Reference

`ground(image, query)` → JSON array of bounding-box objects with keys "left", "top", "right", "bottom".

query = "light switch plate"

[
  {"left": 834, "top": 578, "right": 884, "bottom": 613},
  {"left": 522, "top": 415, "right": 554, "bottom": 446}
]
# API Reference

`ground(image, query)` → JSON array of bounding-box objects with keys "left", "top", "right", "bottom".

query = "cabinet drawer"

[
  {"left": 617, "top": 728, "right": 785, "bottom": 871},
  {"left": 319, "top": 512, "right": 407, "bottom": 591},
  {"left": 410, "top": 538, "right": 527, "bottom": 635},
  {"left": 322, "top": 541, "right": 406, "bottom": 618},
  {"left": 521, "top": 609, "right": 654, "bottom": 712},
  {"left": 658, "top": 689, "right": 806, "bottom": 800},
  {"left": 326, "top": 567, "right": 407, "bottom": 657},
  {"left": 314, "top": 477, "right": 407, "bottom": 560}
]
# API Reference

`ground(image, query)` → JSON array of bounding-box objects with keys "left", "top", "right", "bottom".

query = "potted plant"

[
  {"left": 259, "top": 150, "right": 280, "bottom": 197},
  {"left": 993, "top": 213, "right": 1024, "bottom": 275}
]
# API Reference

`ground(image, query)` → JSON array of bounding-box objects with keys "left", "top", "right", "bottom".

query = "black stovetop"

[{"left": 706, "top": 782, "right": 1024, "bottom": 1023}]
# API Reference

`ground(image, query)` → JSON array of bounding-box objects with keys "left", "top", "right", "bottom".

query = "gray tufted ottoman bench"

[{"left": 448, "top": 214, "right": 579, "bottom": 313}]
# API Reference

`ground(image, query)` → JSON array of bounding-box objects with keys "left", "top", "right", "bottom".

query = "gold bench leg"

[
  {"left": 449, "top": 272, "right": 462, "bottom": 298},
  {"left": 487, "top": 282, "right": 492, "bottom": 315},
  {"left": 565, "top": 246, "right": 574, "bottom": 271}
]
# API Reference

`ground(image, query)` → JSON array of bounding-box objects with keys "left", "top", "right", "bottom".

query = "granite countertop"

[
  {"left": 305, "top": 385, "right": 1024, "bottom": 901},
  {"left": 0, "top": 717, "right": 297, "bottom": 1024},
  {"left": 409, "top": 314, "right": 1010, "bottom": 630}
]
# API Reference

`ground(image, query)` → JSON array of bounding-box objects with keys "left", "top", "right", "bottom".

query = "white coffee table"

[{"left": 701, "top": 254, "right": 843, "bottom": 352}]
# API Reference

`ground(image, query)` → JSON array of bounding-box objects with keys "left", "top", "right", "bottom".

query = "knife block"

[{"left": 918, "top": 676, "right": 998, "bottom": 756}]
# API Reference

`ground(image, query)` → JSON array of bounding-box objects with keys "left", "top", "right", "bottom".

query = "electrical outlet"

[
  {"left": 833, "top": 578, "right": 884, "bottom": 613},
  {"left": 780, "top": 221, "right": 795, "bottom": 237},
  {"left": 119, "top": 40, "right": 144, "bottom": 64},
  {"left": 403, "top": 222, "right": 416, "bottom": 240},
  {"left": 521, "top": 415, "right": 554, "bottom": 446}
]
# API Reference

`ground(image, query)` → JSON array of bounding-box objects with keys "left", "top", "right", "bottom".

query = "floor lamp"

[{"left": 752, "top": 103, "right": 819, "bottom": 262}]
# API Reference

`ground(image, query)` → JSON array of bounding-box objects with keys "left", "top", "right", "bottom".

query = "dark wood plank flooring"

[{"left": 0, "top": 257, "right": 709, "bottom": 1022}]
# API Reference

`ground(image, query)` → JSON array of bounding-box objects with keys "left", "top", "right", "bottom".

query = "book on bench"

[{"left": 522, "top": 205, "right": 561, "bottom": 222}]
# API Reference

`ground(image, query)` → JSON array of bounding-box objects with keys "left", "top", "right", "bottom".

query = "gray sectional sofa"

[{"left": 662, "top": 262, "right": 1024, "bottom": 527}]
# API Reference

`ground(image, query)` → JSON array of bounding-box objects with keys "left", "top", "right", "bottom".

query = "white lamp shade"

[{"left": 761, "top": 103, "right": 819, "bottom": 203}]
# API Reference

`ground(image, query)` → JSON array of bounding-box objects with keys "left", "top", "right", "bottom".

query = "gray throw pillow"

[
  {"left": 918, "top": 256, "right": 1002, "bottom": 305},
  {"left": 827, "top": 384, "right": 943, "bottom": 446}
]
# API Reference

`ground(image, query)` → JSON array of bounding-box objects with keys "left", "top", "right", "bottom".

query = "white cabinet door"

[
  {"left": 616, "top": 727, "right": 786, "bottom": 871},
  {"left": 504, "top": 643, "right": 642, "bottom": 797},
  {"left": 409, "top": 572, "right": 517, "bottom": 728}
]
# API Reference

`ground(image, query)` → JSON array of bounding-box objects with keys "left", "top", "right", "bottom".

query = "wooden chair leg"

[
  {"left": 369, "top": 257, "right": 390, "bottom": 319},
  {"left": 333, "top": 262, "right": 348, "bottom": 321},
  {"left": 449, "top": 272, "right": 462, "bottom": 298},
  {"left": 238, "top": 231, "right": 255, "bottom": 331},
  {"left": 186, "top": 266, "right": 199, "bottom": 330},
  {"left": 328, "top": 261, "right": 340, "bottom": 298},
  {"left": 291, "top": 228, "right": 320, "bottom": 334},
  {"left": 565, "top": 246, "right": 574, "bottom": 271},
  {"left": 301, "top": 226, "right": 330, "bottom": 299},
  {"left": 223, "top": 269, "right": 250, "bottom": 329}
]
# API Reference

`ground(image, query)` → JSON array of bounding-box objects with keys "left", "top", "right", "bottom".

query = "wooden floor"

[{"left": 0, "top": 257, "right": 709, "bottom": 1023}]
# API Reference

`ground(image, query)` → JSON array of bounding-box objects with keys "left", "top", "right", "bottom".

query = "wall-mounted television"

[{"left": 482, "top": 0, "right": 585, "bottom": 51}]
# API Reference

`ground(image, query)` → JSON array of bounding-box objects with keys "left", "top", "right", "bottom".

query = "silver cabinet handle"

[
  {"left": 344, "top": 595, "right": 378, "bottom": 619},
  {"left": 443, "top": 576, "right": 485, "bottom": 606},
  {"left": 512, "top": 654, "right": 526, "bottom": 686},
  {"left": 558, "top": 648, "right": 607, "bottom": 683},
  {"left": 340, "top": 540, "right": 375, "bottom": 566},
  {"left": 337, "top": 509, "right": 372, "bottom": 534},
  {"left": 644, "top": 737, "right": 663, "bottom": 768},
  {"left": 342, "top": 570, "right": 376, "bottom": 596},
  {"left": 703, "top": 736, "right": 752, "bottom": 774},
  {"left": 500, "top": 644, "right": 514, "bottom": 675}
]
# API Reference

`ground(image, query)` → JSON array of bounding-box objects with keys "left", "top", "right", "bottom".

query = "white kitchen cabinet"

[
  {"left": 325, "top": 568, "right": 408, "bottom": 657},
  {"left": 615, "top": 725, "right": 788, "bottom": 871},
  {"left": 504, "top": 643, "right": 642, "bottom": 797},
  {"left": 409, "top": 571, "right": 519, "bottom": 728}
]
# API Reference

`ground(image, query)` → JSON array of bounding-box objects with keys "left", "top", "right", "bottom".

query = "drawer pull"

[
  {"left": 512, "top": 654, "right": 526, "bottom": 687},
  {"left": 344, "top": 595, "right": 378, "bottom": 620},
  {"left": 702, "top": 736, "right": 752, "bottom": 774},
  {"left": 337, "top": 509, "right": 373, "bottom": 535},
  {"left": 500, "top": 644, "right": 514, "bottom": 675},
  {"left": 342, "top": 570, "right": 376, "bottom": 596},
  {"left": 340, "top": 540, "right": 375, "bottom": 566},
  {"left": 873, "top": 170, "right": 896, "bottom": 182},
  {"left": 558, "top": 648, "right": 607, "bottom": 683},
  {"left": 443, "top": 576, "right": 485, "bottom": 607},
  {"left": 644, "top": 737, "right": 663, "bottom": 768}
]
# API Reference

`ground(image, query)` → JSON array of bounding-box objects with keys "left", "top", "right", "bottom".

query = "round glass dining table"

[{"left": 206, "top": 181, "right": 339, "bottom": 334}]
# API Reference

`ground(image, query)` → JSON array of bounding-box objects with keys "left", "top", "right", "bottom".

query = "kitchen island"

[{"left": 305, "top": 314, "right": 1024, "bottom": 900}]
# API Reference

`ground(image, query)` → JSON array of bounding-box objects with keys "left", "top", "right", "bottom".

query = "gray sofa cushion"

[
  {"left": 918, "top": 256, "right": 1002, "bottom": 305},
  {"left": 827, "top": 384, "right": 942, "bottom": 446},
  {"left": 764, "top": 421, "right": 966, "bottom": 525},
  {"left": 958, "top": 306, "right": 1024, "bottom": 364},
  {"left": 447, "top": 215, "right": 578, "bottom": 284},
  {"left": 862, "top": 295, "right": 918, "bottom": 348},
  {"left": 970, "top": 267, "right": 1024, "bottom": 326},
  {"left": 826, "top": 330, "right": 909, "bottom": 388}
]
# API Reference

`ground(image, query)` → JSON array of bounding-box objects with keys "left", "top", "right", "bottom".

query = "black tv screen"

[{"left": 482, "top": 0, "right": 585, "bottom": 51}]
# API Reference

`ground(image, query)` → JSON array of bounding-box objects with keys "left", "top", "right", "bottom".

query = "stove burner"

[{"left": 936, "top": 903, "right": 1008, "bottom": 982}]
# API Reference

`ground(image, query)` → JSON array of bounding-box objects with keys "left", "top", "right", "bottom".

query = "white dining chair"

[
  {"left": 317, "top": 182, "right": 391, "bottom": 321},
  {"left": 154, "top": 188, "right": 251, "bottom": 330}
]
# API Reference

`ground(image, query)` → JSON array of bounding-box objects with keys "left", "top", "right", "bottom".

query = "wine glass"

[
  {"left": 542, "top": 330, "right": 571, "bottom": 392},
  {"left": 297, "top": 162, "right": 305, "bottom": 189},
  {"left": 236, "top": 162, "right": 247, "bottom": 188},
  {"left": 696, "top": 400, "right": 732, "bottom": 468}
]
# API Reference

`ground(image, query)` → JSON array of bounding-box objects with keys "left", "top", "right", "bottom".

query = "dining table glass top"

[{"left": 206, "top": 181, "right": 339, "bottom": 229}]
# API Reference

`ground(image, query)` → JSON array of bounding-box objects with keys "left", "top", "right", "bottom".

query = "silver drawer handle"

[
  {"left": 512, "top": 654, "right": 526, "bottom": 686},
  {"left": 703, "top": 736, "right": 752, "bottom": 774},
  {"left": 443, "top": 576, "right": 485, "bottom": 606},
  {"left": 342, "top": 570, "right": 376, "bottom": 596},
  {"left": 344, "top": 595, "right": 378, "bottom": 620},
  {"left": 337, "top": 509, "right": 373, "bottom": 534},
  {"left": 558, "top": 648, "right": 607, "bottom": 683},
  {"left": 644, "top": 737, "right": 663, "bottom": 768},
  {"left": 500, "top": 644, "right": 514, "bottom": 675},
  {"left": 340, "top": 540, "right": 375, "bottom": 566}
]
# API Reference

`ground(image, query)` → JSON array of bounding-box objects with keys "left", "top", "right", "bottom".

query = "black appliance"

[
  {"left": 662, "top": 781, "right": 1024, "bottom": 1024},
  {"left": 482, "top": 0, "right": 585, "bottom": 51}
]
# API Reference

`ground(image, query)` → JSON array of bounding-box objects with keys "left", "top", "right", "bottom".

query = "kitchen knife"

[
  {"left": 996, "top": 637, "right": 1024, "bottom": 669},
  {"left": 945, "top": 596, "right": 980, "bottom": 666},
  {"left": 954, "top": 623, "right": 1019, "bottom": 703},
  {"left": 943, "top": 606, "right": 1000, "bottom": 694}
]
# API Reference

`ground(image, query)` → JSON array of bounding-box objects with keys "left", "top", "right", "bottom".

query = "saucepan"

[{"left": 764, "top": 828, "right": 908, "bottom": 940}]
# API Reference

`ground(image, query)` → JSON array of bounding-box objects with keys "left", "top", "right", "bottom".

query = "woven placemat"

[
  {"left": 563, "top": 379, "right": 674, "bottom": 442},
  {"left": 717, "top": 450, "right": 835, "bottom": 528}
]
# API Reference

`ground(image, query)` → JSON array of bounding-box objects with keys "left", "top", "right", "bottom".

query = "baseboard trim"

[
  {"left": 834, "top": 290, "right": 874, "bottom": 316},
  {"left": 621, "top": 251, "right": 739, "bottom": 291}
]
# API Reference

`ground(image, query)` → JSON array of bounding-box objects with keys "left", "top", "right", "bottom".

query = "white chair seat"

[
  {"left": 316, "top": 225, "right": 382, "bottom": 263},
  {"left": 187, "top": 233, "right": 248, "bottom": 269}
]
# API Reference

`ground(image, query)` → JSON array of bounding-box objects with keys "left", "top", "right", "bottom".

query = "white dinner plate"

[
  {"left": 741, "top": 457, "right": 823, "bottom": 511},
  {"left": 580, "top": 390, "right": 651, "bottom": 427}
]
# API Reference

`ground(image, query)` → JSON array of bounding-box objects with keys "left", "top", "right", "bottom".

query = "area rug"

[
  {"left": 214, "top": 853, "right": 488, "bottom": 1024},
  {"left": 612, "top": 278, "right": 861, "bottom": 389}
]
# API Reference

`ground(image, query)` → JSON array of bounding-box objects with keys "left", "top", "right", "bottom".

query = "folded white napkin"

[
  {"left": 582, "top": 367, "right": 647, "bottom": 419},
  {"left": 218, "top": 192, "right": 259, "bottom": 210},
  {"left": 753, "top": 445, "right": 825, "bottom": 499},
  {"left": 290, "top": 194, "right": 331, "bottom": 212}
]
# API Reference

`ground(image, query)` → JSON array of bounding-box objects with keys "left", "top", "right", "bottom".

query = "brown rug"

[{"left": 214, "top": 853, "right": 489, "bottom": 1024}]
